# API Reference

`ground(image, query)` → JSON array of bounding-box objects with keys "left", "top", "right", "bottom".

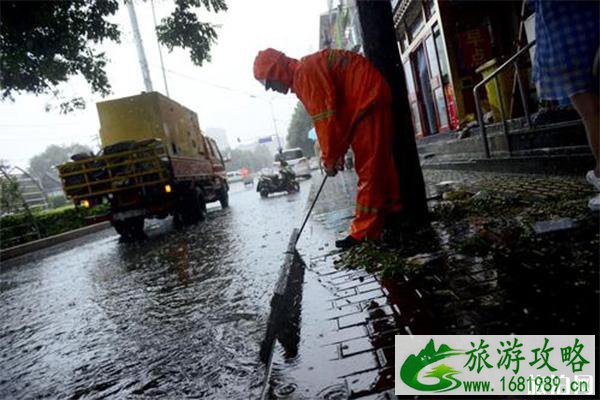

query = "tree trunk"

[{"left": 356, "top": 0, "right": 428, "bottom": 225}]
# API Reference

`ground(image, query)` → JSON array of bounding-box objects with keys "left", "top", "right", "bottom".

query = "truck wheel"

[
  {"left": 197, "top": 189, "right": 207, "bottom": 221},
  {"left": 112, "top": 217, "right": 145, "bottom": 241},
  {"left": 181, "top": 188, "right": 206, "bottom": 225},
  {"left": 218, "top": 187, "right": 229, "bottom": 209}
]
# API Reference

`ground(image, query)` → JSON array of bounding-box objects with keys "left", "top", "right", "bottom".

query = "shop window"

[
  {"left": 403, "top": 60, "right": 422, "bottom": 136},
  {"left": 403, "top": 60, "right": 416, "bottom": 97},
  {"left": 434, "top": 88, "right": 449, "bottom": 128},
  {"left": 425, "top": 36, "right": 440, "bottom": 85},
  {"left": 433, "top": 25, "right": 449, "bottom": 83}
]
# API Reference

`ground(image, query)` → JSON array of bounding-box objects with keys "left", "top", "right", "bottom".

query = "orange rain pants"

[{"left": 254, "top": 48, "right": 402, "bottom": 239}]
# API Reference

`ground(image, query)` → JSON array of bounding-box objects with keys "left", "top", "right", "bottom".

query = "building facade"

[
  {"left": 394, "top": 0, "right": 529, "bottom": 139},
  {"left": 320, "top": 0, "right": 535, "bottom": 141}
]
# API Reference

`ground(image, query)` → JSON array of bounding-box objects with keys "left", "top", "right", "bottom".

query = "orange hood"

[{"left": 253, "top": 48, "right": 299, "bottom": 88}]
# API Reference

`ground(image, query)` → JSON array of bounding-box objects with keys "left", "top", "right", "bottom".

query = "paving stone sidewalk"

[
  {"left": 422, "top": 169, "right": 596, "bottom": 200},
  {"left": 265, "top": 169, "right": 598, "bottom": 399}
]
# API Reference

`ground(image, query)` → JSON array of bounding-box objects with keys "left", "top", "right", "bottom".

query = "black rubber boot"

[{"left": 335, "top": 235, "right": 361, "bottom": 250}]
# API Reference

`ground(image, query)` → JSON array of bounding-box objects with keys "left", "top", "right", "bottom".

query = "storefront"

[{"left": 394, "top": 0, "right": 522, "bottom": 139}]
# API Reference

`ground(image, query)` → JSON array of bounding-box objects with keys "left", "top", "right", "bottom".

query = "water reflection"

[{"left": 0, "top": 181, "right": 312, "bottom": 399}]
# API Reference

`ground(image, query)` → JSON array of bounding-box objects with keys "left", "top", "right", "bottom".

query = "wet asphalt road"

[{"left": 0, "top": 179, "right": 312, "bottom": 399}]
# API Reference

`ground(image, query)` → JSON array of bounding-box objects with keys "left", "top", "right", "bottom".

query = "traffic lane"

[{"left": 0, "top": 178, "right": 312, "bottom": 398}]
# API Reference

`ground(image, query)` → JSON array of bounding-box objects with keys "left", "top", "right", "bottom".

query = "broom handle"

[{"left": 295, "top": 175, "right": 328, "bottom": 245}]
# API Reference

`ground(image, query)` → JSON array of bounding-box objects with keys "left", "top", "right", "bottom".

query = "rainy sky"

[{"left": 0, "top": 0, "right": 327, "bottom": 168}]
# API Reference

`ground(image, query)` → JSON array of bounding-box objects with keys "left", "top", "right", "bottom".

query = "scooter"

[{"left": 257, "top": 167, "right": 300, "bottom": 198}]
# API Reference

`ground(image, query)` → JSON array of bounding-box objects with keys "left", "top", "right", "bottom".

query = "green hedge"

[{"left": 0, "top": 204, "right": 109, "bottom": 249}]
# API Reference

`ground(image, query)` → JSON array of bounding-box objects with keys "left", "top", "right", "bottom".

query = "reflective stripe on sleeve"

[
  {"left": 327, "top": 50, "right": 336, "bottom": 69},
  {"left": 356, "top": 203, "right": 380, "bottom": 214},
  {"left": 311, "top": 109, "right": 336, "bottom": 122}
]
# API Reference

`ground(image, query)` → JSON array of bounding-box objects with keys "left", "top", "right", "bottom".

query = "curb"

[{"left": 0, "top": 221, "right": 112, "bottom": 262}]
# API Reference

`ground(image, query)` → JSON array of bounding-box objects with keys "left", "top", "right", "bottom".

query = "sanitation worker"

[{"left": 254, "top": 48, "right": 402, "bottom": 249}]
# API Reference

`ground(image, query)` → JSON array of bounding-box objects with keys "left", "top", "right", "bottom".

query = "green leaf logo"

[{"left": 400, "top": 339, "right": 464, "bottom": 392}]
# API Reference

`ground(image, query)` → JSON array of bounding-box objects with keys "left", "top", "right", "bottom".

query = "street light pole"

[
  {"left": 150, "top": 0, "right": 170, "bottom": 97},
  {"left": 126, "top": 0, "right": 153, "bottom": 92},
  {"left": 267, "top": 99, "right": 283, "bottom": 153},
  {"left": 250, "top": 94, "right": 287, "bottom": 153}
]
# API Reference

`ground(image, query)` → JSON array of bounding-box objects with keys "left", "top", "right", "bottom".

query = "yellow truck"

[{"left": 57, "top": 92, "right": 229, "bottom": 239}]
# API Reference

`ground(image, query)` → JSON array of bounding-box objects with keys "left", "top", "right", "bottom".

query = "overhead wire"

[{"left": 147, "top": 64, "right": 296, "bottom": 104}]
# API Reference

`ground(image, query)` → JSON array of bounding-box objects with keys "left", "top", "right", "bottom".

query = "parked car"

[
  {"left": 227, "top": 171, "right": 243, "bottom": 183},
  {"left": 243, "top": 175, "right": 254, "bottom": 186},
  {"left": 274, "top": 148, "right": 311, "bottom": 179}
]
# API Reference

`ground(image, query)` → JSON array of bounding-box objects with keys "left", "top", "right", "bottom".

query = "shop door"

[
  {"left": 402, "top": 60, "right": 424, "bottom": 138},
  {"left": 425, "top": 34, "right": 450, "bottom": 132},
  {"left": 414, "top": 44, "right": 437, "bottom": 135}
]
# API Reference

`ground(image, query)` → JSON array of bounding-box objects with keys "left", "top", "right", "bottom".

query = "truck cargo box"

[{"left": 97, "top": 92, "right": 207, "bottom": 159}]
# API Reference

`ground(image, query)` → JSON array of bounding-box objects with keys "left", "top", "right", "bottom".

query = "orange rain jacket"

[{"left": 254, "top": 48, "right": 402, "bottom": 239}]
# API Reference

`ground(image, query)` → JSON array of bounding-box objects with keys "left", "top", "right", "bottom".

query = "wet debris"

[
  {"left": 336, "top": 240, "right": 443, "bottom": 279},
  {"left": 435, "top": 180, "right": 461, "bottom": 194},
  {"left": 337, "top": 188, "right": 597, "bottom": 285},
  {"left": 442, "top": 190, "right": 474, "bottom": 201},
  {"left": 405, "top": 252, "right": 445, "bottom": 269}
]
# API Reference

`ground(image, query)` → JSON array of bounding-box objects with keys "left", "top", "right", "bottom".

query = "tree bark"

[{"left": 356, "top": 0, "right": 428, "bottom": 225}]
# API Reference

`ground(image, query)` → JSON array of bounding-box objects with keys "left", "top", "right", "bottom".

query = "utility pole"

[
  {"left": 250, "top": 94, "right": 284, "bottom": 153},
  {"left": 150, "top": 0, "right": 170, "bottom": 97},
  {"left": 356, "top": 0, "right": 428, "bottom": 225},
  {"left": 126, "top": 0, "right": 153, "bottom": 92},
  {"left": 268, "top": 99, "right": 283, "bottom": 153}
]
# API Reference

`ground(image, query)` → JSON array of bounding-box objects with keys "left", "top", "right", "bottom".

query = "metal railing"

[
  {"left": 58, "top": 144, "right": 170, "bottom": 201},
  {"left": 0, "top": 166, "right": 42, "bottom": 247},
  {"left": 473, "top": 40, "right": 536, "bottom": 158}
]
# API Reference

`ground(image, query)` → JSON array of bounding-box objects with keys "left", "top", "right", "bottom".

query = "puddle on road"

[{"left": 0, "top": 181, "right": 313, "bottom": 399}]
